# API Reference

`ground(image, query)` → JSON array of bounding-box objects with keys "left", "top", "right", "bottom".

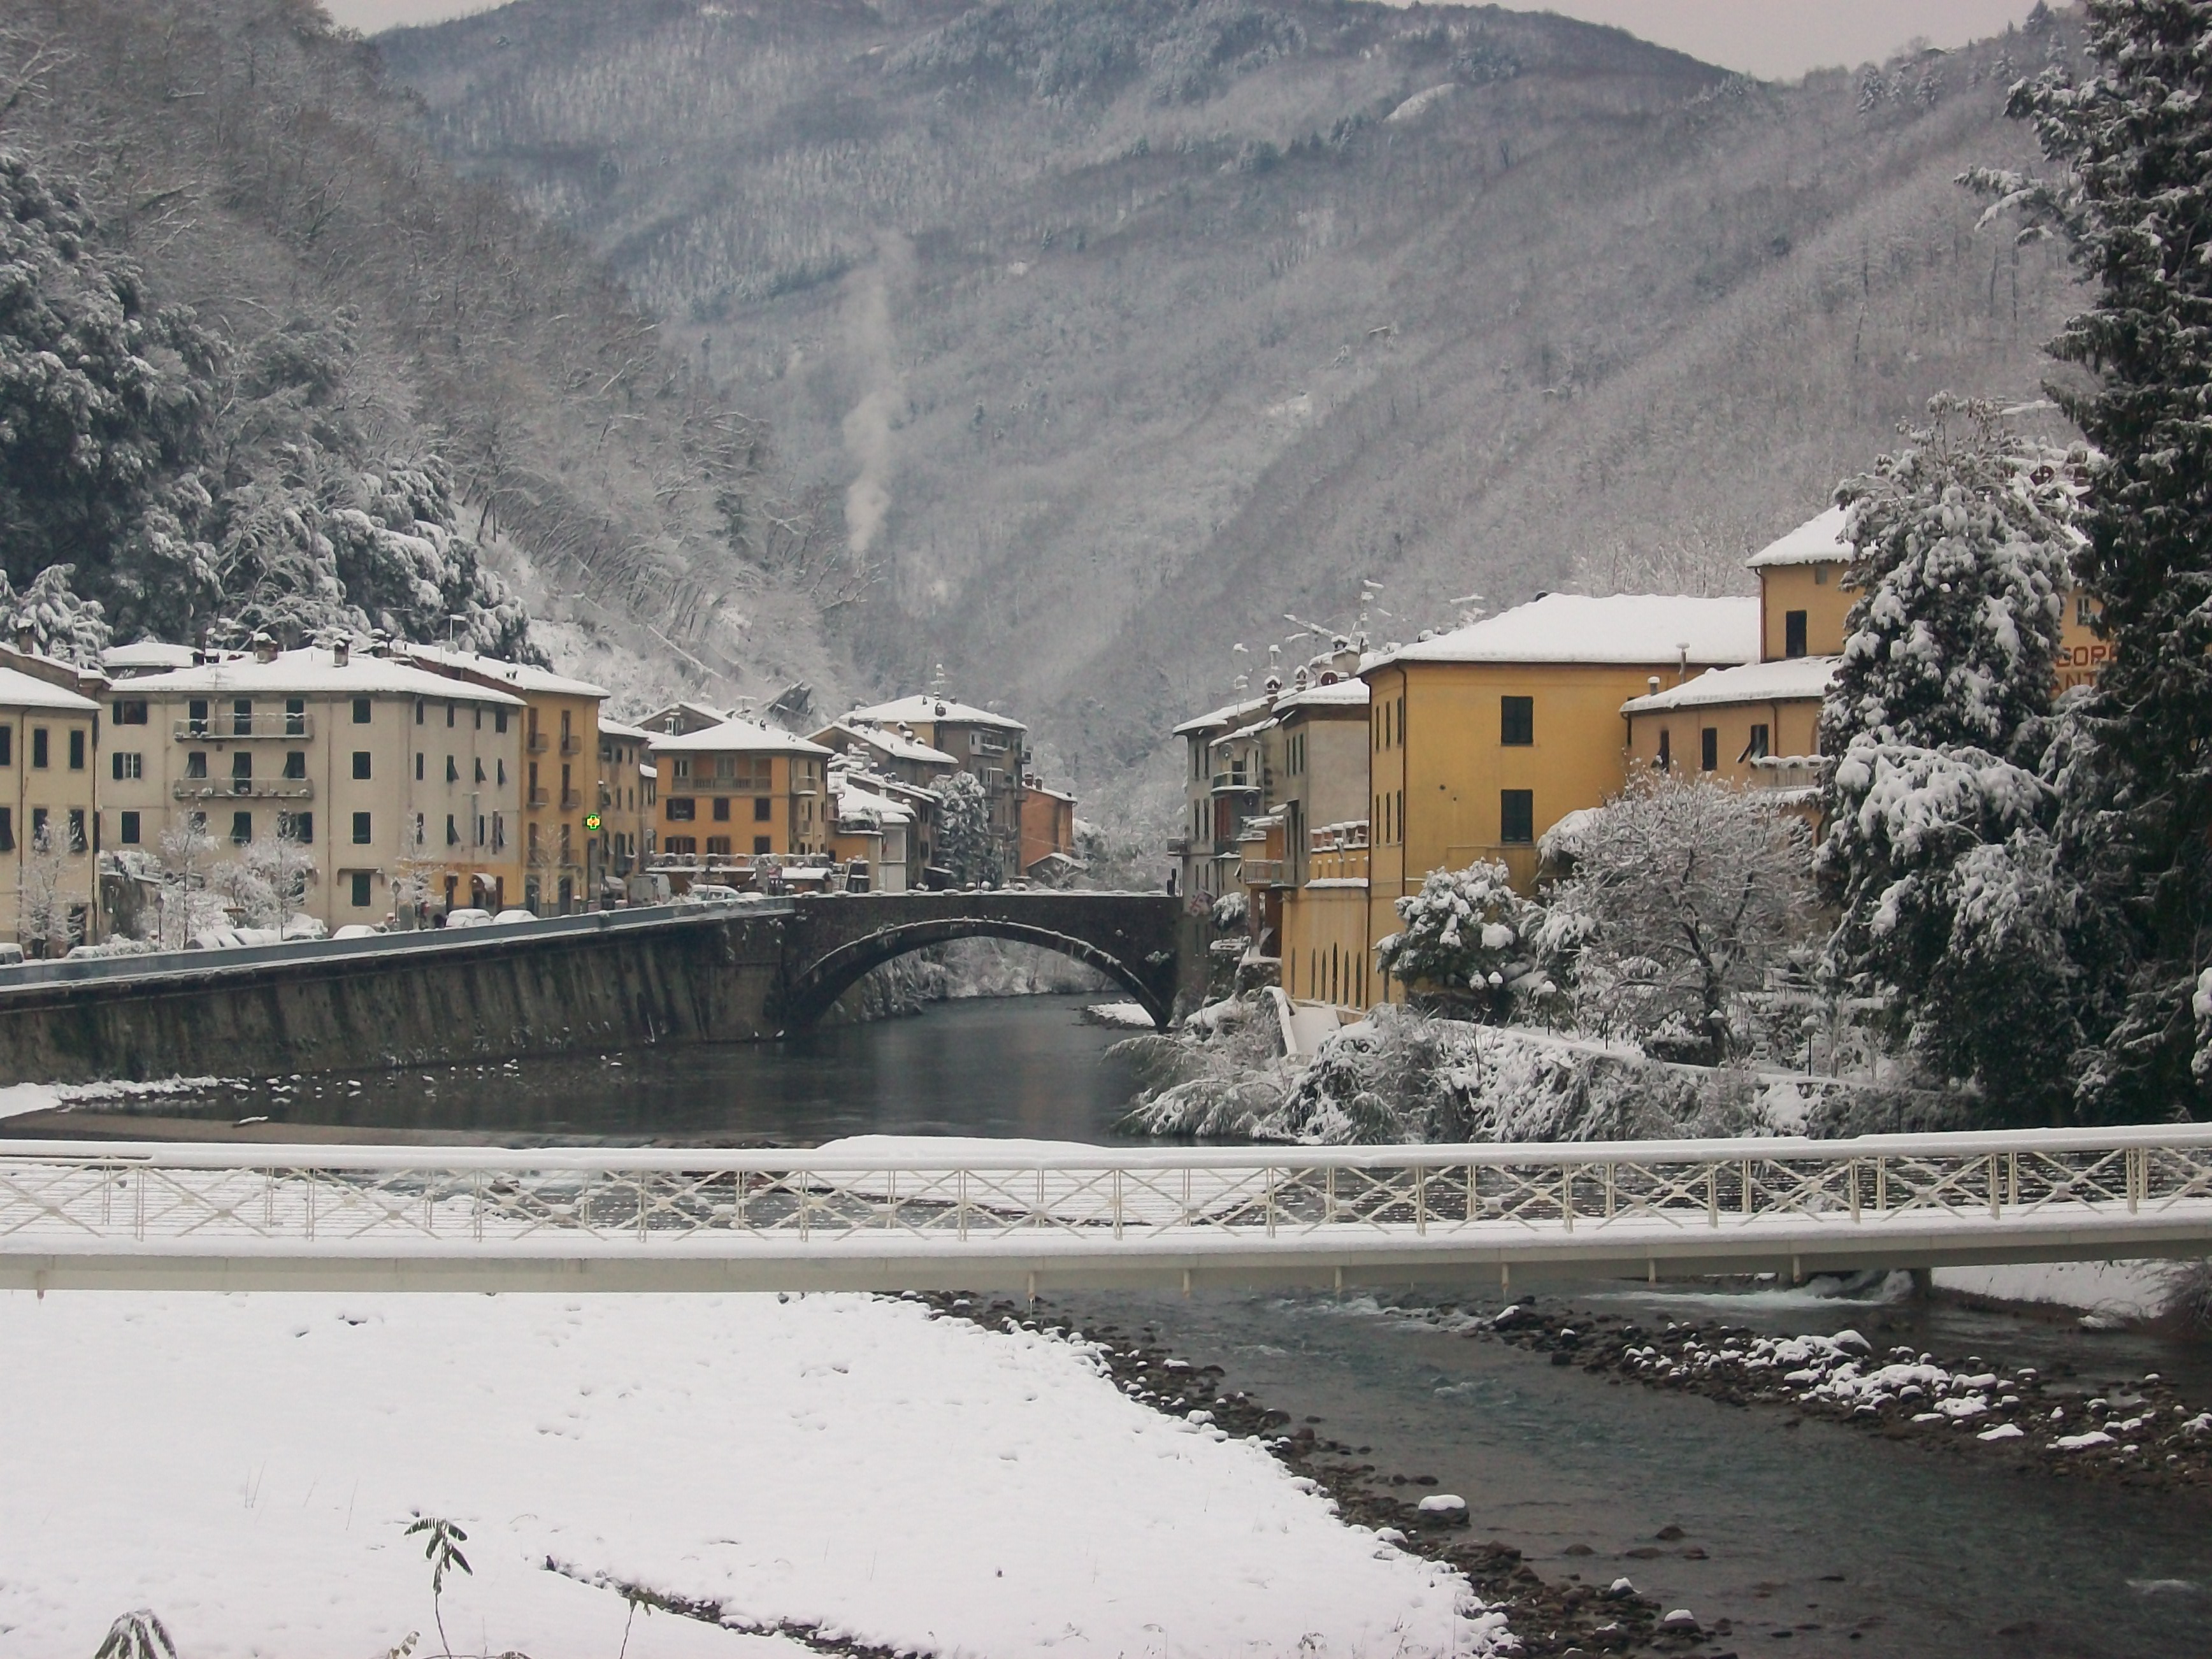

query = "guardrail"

[
  {"left": 0, "top": 897, "right": 794, "bottom": 993},
  {"left": 5, "top": 1127, "right": 2209, "bottom": 1295}
]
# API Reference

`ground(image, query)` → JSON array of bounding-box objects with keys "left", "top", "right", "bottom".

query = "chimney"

[
  {"left": 1648, "top": 675, "right": 1662, "bottom": 696},
  {"left": 252, "top": 631, "right": 279, "bottom": 664},
  {"left": 332, "top": 636, "right": 352, "bottom": 668},
  {"left": 1676, "top": 643, "right": 1690, "bottom": 685},
  {"left": 12, "top": 619, "right": 34, "bottom": 656}
]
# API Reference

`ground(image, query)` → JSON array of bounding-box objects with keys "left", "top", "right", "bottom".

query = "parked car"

[
  {"left": 680, "top": 884, "right": 744, "bottom": 904},
  {"left": 491, "top": 908, "right": 539, "bottom": 925},
  {"left": 332, "top": 924, "right": 382, "bottom": 940},
  {"left": 443, "top": 908, "right": 494, "bottom": 929}
]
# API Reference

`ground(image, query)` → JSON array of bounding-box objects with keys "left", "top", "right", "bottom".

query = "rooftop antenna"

[{"left": 928, "top": 662, "right": 949, "bottom": 697}]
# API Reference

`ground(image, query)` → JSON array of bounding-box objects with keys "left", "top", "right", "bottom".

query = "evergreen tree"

[
  {"left": 1374, "top": 861, "right": 1543, "bottom": 1021},
  {"left": 1816, "top": 397, "right": 2083, "bottom": 1119},
  {"left": 1969, "top": 1, "right": 2212, "bottom": 1117},
  {"left": 935, "top": 771, "right": 996, "bottom": 886}
]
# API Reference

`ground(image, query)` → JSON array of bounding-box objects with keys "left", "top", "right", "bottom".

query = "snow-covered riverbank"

[{"left": 0, "top": 1288, "right": 1498, "bottom": 1658}]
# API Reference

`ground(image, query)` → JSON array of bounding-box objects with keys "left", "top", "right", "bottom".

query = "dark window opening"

[
  {"left": 350, "top": 872, "right": 373, "bottom": 908},
  {"left": 666, "top": 798, "right": 696, "bottom": 821},
  {"left": 119, "top": 810, "right": 140, "bottom": 845},
  {"left": 353, "top": 698, "right": 371, "bottom": 725},
  {"left": 352, "top": 812, "right": 372, "bottom": 845},
  {"left": 1500, "top": 696, "right": 1533, "bottom": 747},
  {"left": 31, "top": 727, "right": 47, "bottom": 768},
  {"left": 283, "top": 750, "right": 307, "bottom": 780},
  {"left": 67, "top": 728, "right": 83, "bottom": 770},
  {"left": 1500, "top": 789, "right": 1534, "bottom": 845},
  {"left": 1657, "top": 729, "right": 1672, "bottom": 772},
  {"left": 1742, "top": 724, "right": 1770, "bottom": 762},
  {"left": 754, "top": 796, "right": 772, "bottom": 822},
  {"left": 1701, "top": 728, "right": 1718, "bottom": 772},
  {"left": 353, "top": 751, "right": 371, "bottom": 780},
  {"left": 753, "top": 835, "right": 772, "bottom": 856},
  {"left": 113, "top": 700, "right": 148, "bottom": 725},
  {"left": 713, "top": 796, "right": 731, "bottom": 821},
  {"left": 1785, "top": 610, "right": 1808, "bottom": 659},
  {"left": 231, "top": 811, "right": 252, "bottom": 845}
]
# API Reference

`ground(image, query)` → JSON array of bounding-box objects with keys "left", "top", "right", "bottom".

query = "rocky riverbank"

[
  {"left": 1440, "top": 1295, "right": 2212, "bottom": 1493},
  {"left": 916, "top": 1291, "right": 1690, "bottom": 1657}
]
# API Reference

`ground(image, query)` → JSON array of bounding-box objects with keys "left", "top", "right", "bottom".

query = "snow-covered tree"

[
  {"left": 935, "top": 771, "right": 995, "bottom": 886},
  {"left": 1375, "top": 860, "right": 1546, "bottom": 1021},
  {"left": 1814, "top": 397, "right": 2088, "bottom": 1117},
  {"left": 1965, "top": 3, "right": 2212, "bottom": 1120},
  {"left": 152, "top": 817, "right": 218, "bottom": 949},
  {"left": 240, "top": 829, "right": 318, "bottom": 932},
  {"left": 17, "top": 823, "right": 68, "bottom": 956},
  {"left": 0, "top": 564, "right": 110, "bottom": 663},
  {"left": 1546, "top": 774, "right": 1816, "bottom": 1063}
]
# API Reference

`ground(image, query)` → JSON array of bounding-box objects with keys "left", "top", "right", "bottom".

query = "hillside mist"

[{"left": 384, "top": 0, "right": 2082, "bottom": 799}]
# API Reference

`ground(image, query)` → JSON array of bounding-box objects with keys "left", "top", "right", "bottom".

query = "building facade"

[
  {"left": 649, "top": 717, "right": 833, "bottom": 886},
  {"left": 0, "top": 661, "right": 101, "bottom": 952},
  {"left": 844, "top": 695, "right": 1030, "bottom": 882}
]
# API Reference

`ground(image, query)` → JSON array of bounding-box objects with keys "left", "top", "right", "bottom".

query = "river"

[{"left": 137, "top": 995, "right": 2212, "bottom": 1656}]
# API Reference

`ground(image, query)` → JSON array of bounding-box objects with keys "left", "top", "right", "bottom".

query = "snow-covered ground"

[
  {"left": 0, "top": 1289, "right": 1495, "bottom": 1658},
  {"left": 0, "top": 1076, "right": 226, "bottom": 1121},
  {"left": 1933, "top": 1260, "right": 2172, "bottom": 1321}
]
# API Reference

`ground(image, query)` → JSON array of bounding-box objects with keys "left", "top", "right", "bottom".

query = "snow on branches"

[{"left": 1374, "top": 859, "right": 1545, "bottom": 1019}]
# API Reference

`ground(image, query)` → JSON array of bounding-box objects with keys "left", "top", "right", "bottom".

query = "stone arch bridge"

[{"left": 775, "top": 891, "right": 1195, "bottom": 1031}]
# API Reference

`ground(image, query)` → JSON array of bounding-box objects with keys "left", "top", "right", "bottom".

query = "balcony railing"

[
  {"left": 560, "top": 791, "right": 584, "bottom": 812},
  {"left": 560, "top": 735, "right": 585, "bottom": 758},
  {"left": 1239, "top": 858, "right": 1287, "bottom": 887},
  {"left": 527, "top": 731, "right": 550, "bottom": 754},
  {"left": 528, "top": 786, "right": 550, "bottom": 808},
  {"left": 1165, "top": 836, "right": 1190, "bottom": 856},
  {"left": 172, "top": 780, "right": 313, "bottom": 801},
  {"left": 1749, "top": 756, "right": 1824, "bottom": 793},
  {"left": 1210, "top": 772, "right": 1261, "bottom": 794},
  {"left": 174, "top": 715, "right": 312, "bottom": 741}
]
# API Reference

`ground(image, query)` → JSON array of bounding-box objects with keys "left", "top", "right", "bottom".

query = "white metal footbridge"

[{"left": 4, "top": 1127, "right": 2211, "bottom": 1295}]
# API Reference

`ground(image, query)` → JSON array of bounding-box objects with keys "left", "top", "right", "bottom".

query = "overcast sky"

[{"left": 323, "top": 0, "right": 2043, "bottom": 82}]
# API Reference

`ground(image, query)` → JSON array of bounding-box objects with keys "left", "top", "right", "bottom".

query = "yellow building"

[
  {"left": 649, "top": 716, "right": 831, "bottom": 887},
  {"left": 405, "top": 648, "right": 607, "bottom": 913},
  {"left": 0, "top": 659, "right": 101, "bottom": 952},
  {"left": 594, "top": 717, "right": 657, "bottom": 893},
  {"left": 102, "top": 638, "right": 526, "bottom": 930},
  {"left": 1362, "top": 594, "right": 1760, "bottom": 946}
]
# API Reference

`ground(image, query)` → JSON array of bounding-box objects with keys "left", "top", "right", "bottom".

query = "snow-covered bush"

[
  {"left": 1374, "top": 861, "right": 1549, "bottom": 1021},
  {"left": 935, "top": 771, "right": 996, "bottom": 886},
  {"left": 1210, "top": 887, "right": 1248, "bottom": 931},
  {"left": 1267, "top": 1003, "right": 1488, "bottom": 1143},
  {"left": 1545, "top": 773, "right": 1816, "bottom": 1063},
  {"left": 1116, "top": 993, "right": 1293, "bottom": 1137}
]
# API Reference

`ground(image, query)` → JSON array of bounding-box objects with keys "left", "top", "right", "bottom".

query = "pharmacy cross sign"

[{"left": 583, "top": 812, "right": 602, "bottom": 832}]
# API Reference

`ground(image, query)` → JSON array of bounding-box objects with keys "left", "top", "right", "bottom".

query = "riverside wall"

[{"left": 0, "top": 910, "right": 787, "bottom": 1084}]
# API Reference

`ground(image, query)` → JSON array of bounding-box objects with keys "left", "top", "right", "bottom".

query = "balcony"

[
  {"left": 560, "top": 735, "right": 585, "bottom": 758},
  {"left": 528, "top": 786, "right": 550, "bottom": 808},
  {"left": 561, "top": 790, "right": 584, "bottom": 812},
  {"left": 173, "top": 780, "right": 313, "bottom": 801},
  {"left": 174, "top": 714, "right": 313, "bottom": 741},
  {"left": 1240, "top": 858, "right": 1288, "bottom": 887},
  {"left": 1210, "top": 771, "right": 1261, "bottom": 794},
  {"left": 1165, "top": 836, "right": 1190, "bottom": 856},
  {"left": 1748, "top": 756, "right": 1823, "bottom": 794},
  {"left": 527, "top": 731, "right": 550, "bottom": 754}
]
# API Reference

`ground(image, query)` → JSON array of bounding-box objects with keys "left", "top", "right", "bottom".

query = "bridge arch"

[{"left": 777, "top": 916, "right": 1170, "bottom": 1031}]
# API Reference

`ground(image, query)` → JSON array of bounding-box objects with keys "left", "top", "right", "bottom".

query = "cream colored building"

[
  {"left": 595, "top": 717, "right": 657, "bottom": 889},
  {"left": 0, "top": 661, "right": 101, "bottom": 952},
  {"left": 103, "top": 639, "right": 525, "bottom": 929}
]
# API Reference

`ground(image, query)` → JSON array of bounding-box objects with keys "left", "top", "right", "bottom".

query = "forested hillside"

[
  {"left": 383, "top": 0, "right": 2086, "bottom": 797},
  {"left": 0, "top": 0, "right": 841, "bottom": 709}
]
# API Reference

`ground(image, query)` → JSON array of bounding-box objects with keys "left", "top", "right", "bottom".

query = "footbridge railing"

[{"left": 4, "top": 1126, "right": 2211, "bottom": 1295}]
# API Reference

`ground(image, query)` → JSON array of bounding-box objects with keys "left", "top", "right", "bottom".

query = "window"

[
  {"left": 446, "top": 701, "right": 456, "bottom": 728},
  {"left": 353, "top": 697, "right": 371, "bottom": 724},
  {"left": 1500, "top": 789, "right": 1534, "bottom": 845},
  {"left": 474, "top": 757, "right": 485, "bottom": 784},
  {"left": 66, "top": 808, "right": 85, "bottom": 852},
  {"left": 119, "top": 810, "right": 140, "bottom": 845},
  {"left": 278, "top": 811, "right": 312, "bottom": 844},
  {"left": 1744, "top": 724, "right": 1770, "bottom": 761},
  {"left": 713, "top": 795, "right": 731, "bottom": 821},
  {"left": 413, "top": 813, "right": 425, "bottom": 846},
  {"left": 231, "top": 752, "right": 252, "bottom": 788},
  {"left": 495, "top": 708, "right": 508, "bottom": 735},
  {"left": 1657, "top": 729, "right": 1672, "bottom": 771},
  {"left": 474, "top": 707, "right": 483, "bottom": 731},
  {"left": 667, "top": 797, "right": 696, "bottom": 821},
  {"left": 112, "top": 699, "right": 148, "bottom": 725},
  {"left": 707, "top": 835, "right": 732, "bottom": 856},
  {"left": 0, "top": 807, "right": 13, "bottom": 851},
  {"left": 754, "top": 835, "right": 772, "bottom": 856},
  {"left": 0, "top": 725, "right": 9, "bottom": 765},
  {"left": 446, "top": 814, "right": 459, "bottom": 846},
  {"left": 31, "top": 727, "right": 47, "bottom": 768},
  {"left": 188, "top": 698, "right": 208, "bottom": 735},
  {"left": 496, "top": 759, "right": 506, "bottom": 787},
  {"left": 111, "top": 752, "right": 142, "bottom": 781},
  {"left": 2079, "top": 595, "right": 2097, "bottom": 627},
  {"left": 1701, "top": 728, "right": 1718, "bottom": 772},
  {"left": 1785, "top": 610, "right": 1808, "bottom": 659},
  {"left": 665, "top": 835, "right": 697, "bottom": 856},
  {"left": 231, "top": 811, "right": 252, "bottom": 845},
  {"left": 1500, "top": 695, "right": 1533, "bottom": 747},
  {"left": 671, "top": 757, "right": 691, "bottom": 782},
  {"left": 445, "top": 755, "right": 459, "bottom": 784},
  {"left": 67, "top": 728, "right": 83, "bottom": 770},
  {"left": 352, "top": 812, "right": 372, "bottom": 845},
  {"left": 187, "top": 750, "right": 207, "bottom": 780},
  {"left": 415, "top": 700, "right": 425, "bottom": 726},
  {"left": 285, "top": 698, "right": 306, "bottom": 736},
  {"left": 415, "top": 753, "right": 424, "bottom": 782},
  {"left": 1814, "top": 563, "right": 1828, "bottom": 586},
  {"left": 491, "top": 813, "right": 505, "bottom": 851},
  {"left": 351, "top": 750, "right": 371, "bottom": 780},
  {"left": 283, "top": 750, "right": 307, "bottom": 780},
  {"left": 754, "top": 795, "right": 773, "bottom": 822},
  {"left": 350, "top": 872, "right": 373, "bottom": 908},
  {"left": 231, "top": 698, "right": 252, "bottom": 737},
  {"left": 30, "top": 806, "right": 47, "bottom": 845}
]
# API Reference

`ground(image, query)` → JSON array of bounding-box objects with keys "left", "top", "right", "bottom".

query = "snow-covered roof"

[
  {"left": 1172, "top": 695, "right": 1272, "bottom": 737},
  {"left": 642, "top": 700, "right": 733, "bottom": 735},
  {"left": 0, "top": 663, "right": 98, "bottom": 713},
  {"left": 103, "top": 642, "right": 200, "bottom": 674},
  {"left": 120, "top": 649, "right": 526, "bottom": 706},
  {"left": 1027, "top": 782, "right": 1077, "bottom": 804},
  {"left": 814, "top": 720, "right": 958, "bottom": 767},
  {"left": 598, "top": 718, "right": 654, "bottom": 743},
  {"left": 1274, "top": 678, "right": 1370, "bottom": 712},
  {"left": 1375, "top": 594, "right": 1760, "bottom": 668},
  {"left": 832, "top": 778, "right": 914, "bottom": 826},
  {"left": 1746, "top": 506, "right": 1853, "bottom": 568},
  {"left": 1620, "top": 655, "right": 1839, "bottom": 715},
  {"left": 400, "top": 644, "right": 609, "bottom": 700},
  {"left": 846, "top": 694, "right": 1026, "bottom": 733},
  {"left": 649, "top": 715, "right": 832, "bottom": 758}
]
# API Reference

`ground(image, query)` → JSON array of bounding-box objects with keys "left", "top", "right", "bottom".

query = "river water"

[{"left": 141, "top": 995, "right": 2212, "bottom": 1656}]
